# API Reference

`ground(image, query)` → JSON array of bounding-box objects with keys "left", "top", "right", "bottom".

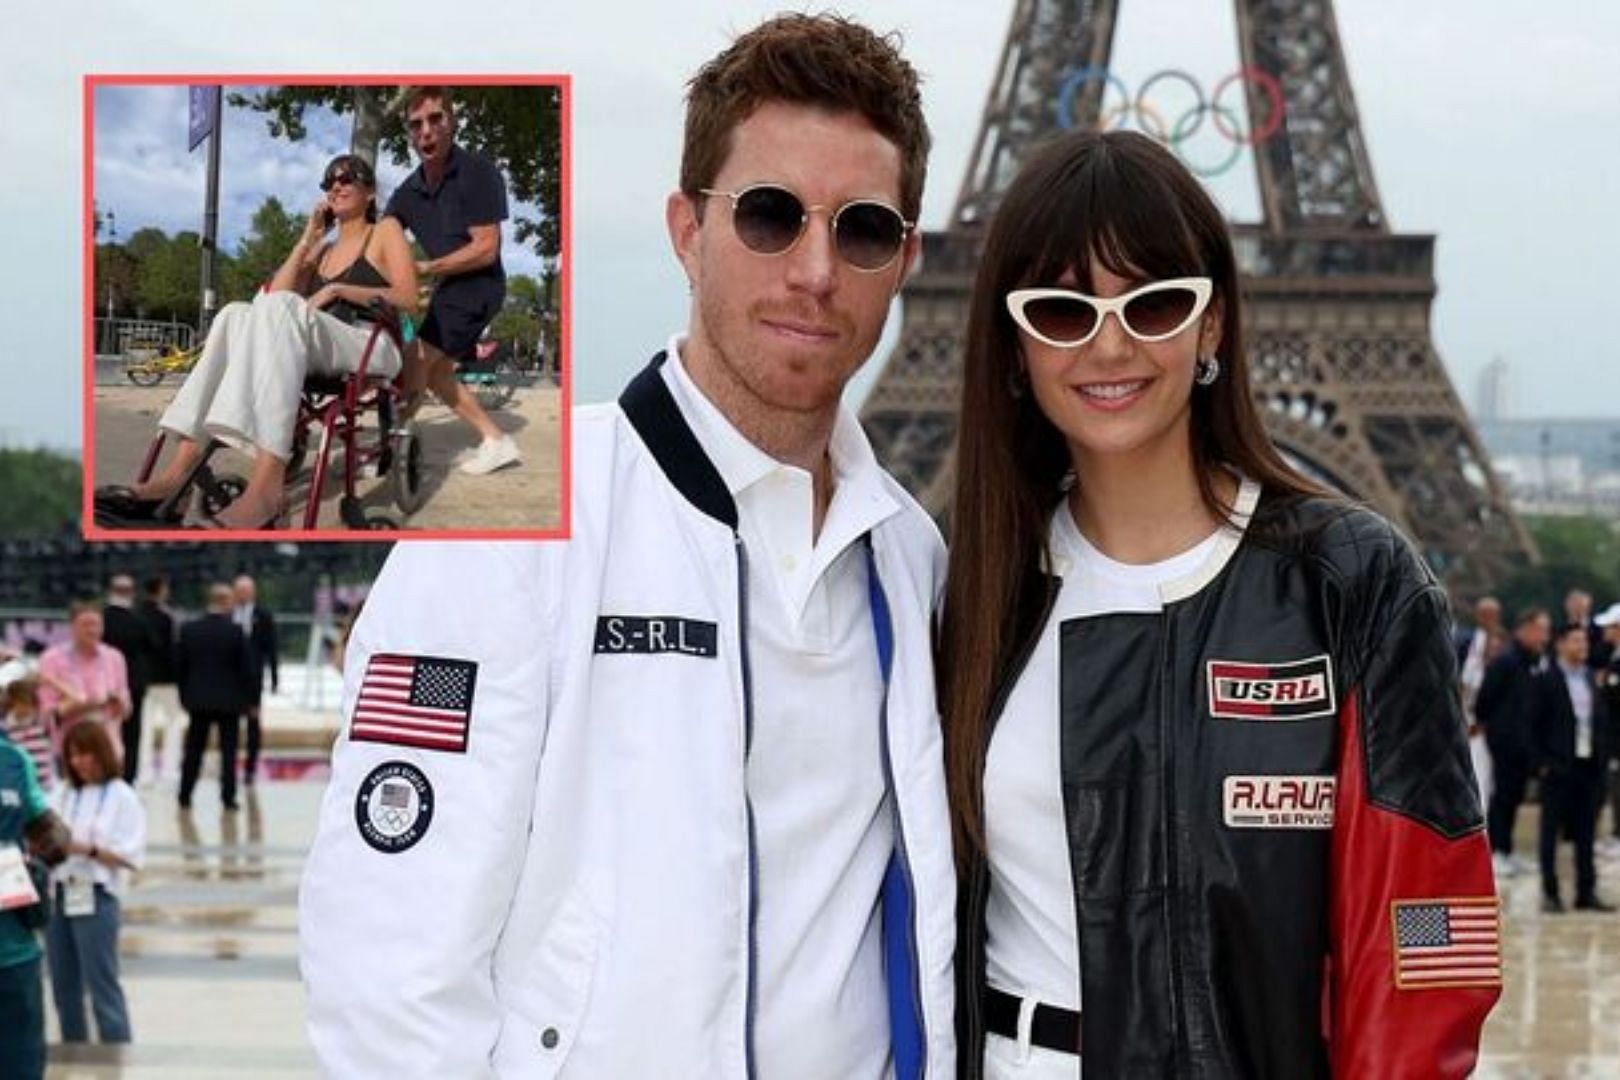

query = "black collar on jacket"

[{"left": 619, "top": 351, "right": 740, "bottom": 530}]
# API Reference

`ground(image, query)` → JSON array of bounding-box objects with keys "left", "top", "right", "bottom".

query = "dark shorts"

[{"left": 418, "top": 292, "right": 501, "bottom": 359}]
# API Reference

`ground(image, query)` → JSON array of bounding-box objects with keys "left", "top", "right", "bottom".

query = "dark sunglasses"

[
  {"left": 1006, "top": 278, "right": 1214, "bottom": 347},
  {"left": 320, "top": 171, "right": 367, "bottom": 192},
  {"left": 699, "top": 183, "right": 913, "bottom": 272}
]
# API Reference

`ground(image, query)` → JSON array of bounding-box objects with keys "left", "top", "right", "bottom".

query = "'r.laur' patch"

[
  {"left": 1223, "top": 775, "right": 1336, "bottom": 829},
  {"left": 1207, "top": 654, "right": 1336, "bottom": 720}
]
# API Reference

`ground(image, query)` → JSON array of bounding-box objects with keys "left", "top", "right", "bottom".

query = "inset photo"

[{"left": 85, "top": 76, "right": 569, "bottom": 539}]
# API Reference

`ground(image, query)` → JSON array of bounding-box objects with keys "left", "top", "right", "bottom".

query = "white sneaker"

[
  {"left": 1598, "top": 837, "right": 1620, "bottom": 860},
  {"left": 1511, "top": 854, "right": 1536, "bottom": 876},
  {"left": 458, "top": 435, "right": 521, "bottom": 476},
  {"left": 1492, "top": 853, "right": 1519, "bottom": 879}
]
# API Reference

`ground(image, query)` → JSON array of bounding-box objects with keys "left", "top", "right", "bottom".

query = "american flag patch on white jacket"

[
  {"left": 349, "top": 653, "right": 478, "bottom": 753},
  {"left": 1391, "top": 897, "right": 1502, "bottom": 989}
]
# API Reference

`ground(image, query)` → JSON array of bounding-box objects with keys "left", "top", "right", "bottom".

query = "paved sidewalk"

[
  {"left": 45, "top": 781, "right": 322, "bottom": 1078},
  {"left": 33, "top": 730, "right": 1620, "bottom": 1076},
  {"left": 90, "top": 380, "right": 562, "bottom": 532}
]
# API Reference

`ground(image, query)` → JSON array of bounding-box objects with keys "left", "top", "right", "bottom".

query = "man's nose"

[{"left": 783, "top": 211, "right": 837, "bottom": 297}]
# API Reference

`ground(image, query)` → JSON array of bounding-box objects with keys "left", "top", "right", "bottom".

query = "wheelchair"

[{"left": 93, "top": 299, "right": 426, "bottom": 531}]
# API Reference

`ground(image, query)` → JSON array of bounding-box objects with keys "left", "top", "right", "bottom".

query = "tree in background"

[
  {"left": 228, "top": 84, "right": 562, "bottom": 262},
  {"left": 121, "top": 227, "right": 209, "bottom": 324},
  {"left": 490, "top": 273, "right": 544, "bottom": 359},
  {"left": 225, "top": 197, "right": 304, "bottom": 300},
  {"left": 0, "top": 450, "right": 81, "bottom": 536},
  {"left": 1496, "top": 514, "right": 1620, "bottom": 616},
  {"left": 93, "top": 242, "right": 139, "bottom": 319}
]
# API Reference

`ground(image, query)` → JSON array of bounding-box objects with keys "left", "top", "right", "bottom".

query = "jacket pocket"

[{"left": 490, "top": 891, "right": 600, "bottom": 1079}]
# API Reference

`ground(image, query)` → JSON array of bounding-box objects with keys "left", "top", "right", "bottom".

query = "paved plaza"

[
  {"left": 28, "top": 714, "right": 1620, "bottom": 1078},
  {"left": 89, "top": 377, "right": 563, "bottom": 533}
]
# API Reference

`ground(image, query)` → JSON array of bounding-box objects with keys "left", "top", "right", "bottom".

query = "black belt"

[{"left": 985, "top": 986, "right": 1081, "bottom": 1054}]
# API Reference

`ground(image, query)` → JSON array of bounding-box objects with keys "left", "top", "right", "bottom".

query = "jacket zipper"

[
  {"left": 964, "top": 576, "right": 1060, "bottom": 1079},
  {"left": 868, "top": 543, "right": 928, "bottom": 1079},
  {"left": 1156, "top": 611, "right": 1186, "bottom": 1071},
  {"left": 735, "top": 535, "right": 759, "bottom": 1080}
]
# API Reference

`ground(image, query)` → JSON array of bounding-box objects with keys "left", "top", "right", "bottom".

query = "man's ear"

[
  {"left": 667, "top": 191, "right": 702, "bottom": 288},
  {"left": 893, "top": 229, "right": 922, "bottom": 297}
]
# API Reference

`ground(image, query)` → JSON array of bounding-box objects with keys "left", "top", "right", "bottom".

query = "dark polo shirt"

[{"left": 385, "top": 144, "right": 508, "bottom": 352}]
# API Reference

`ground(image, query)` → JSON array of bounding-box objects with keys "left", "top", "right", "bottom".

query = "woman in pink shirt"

[{"left": 37, "top": 603, "right": 131, "bottom": 766}]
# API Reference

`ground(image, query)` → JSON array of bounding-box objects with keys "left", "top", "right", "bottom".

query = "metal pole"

[{"left": 199, "top": 86, "right": 223, "bottom": 335}]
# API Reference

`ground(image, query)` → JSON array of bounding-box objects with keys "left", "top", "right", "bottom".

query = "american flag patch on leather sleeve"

[
  {"left": 1391, "top": 897, "right": 1502, "bottom": 989},
  {"left": 349, "top": 653, "right": 477, "bottom": 753}
]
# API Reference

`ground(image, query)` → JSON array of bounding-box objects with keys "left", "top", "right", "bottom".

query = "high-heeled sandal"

[{"left": 93, "top": 484, "right": 185, "bottom": 523}]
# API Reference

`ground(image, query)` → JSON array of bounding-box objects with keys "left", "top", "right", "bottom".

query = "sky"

[
  {"left": 2, "top": 0, "right": 1617, "bottom": 452},
  {"left": 91, "top": 82, "right": 551, "bottom": 282}
]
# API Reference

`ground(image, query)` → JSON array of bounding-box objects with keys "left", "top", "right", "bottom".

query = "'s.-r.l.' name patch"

[
  {"left": 1207, "top": 654, "right": 1336, "bottom": 720},
  {"left": 594, "top": 616, "right": 718, "bottom": 658}
]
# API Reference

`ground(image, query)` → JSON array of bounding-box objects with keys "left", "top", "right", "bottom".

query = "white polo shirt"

[{"left": 664, "top": 339, "right": 899, "bottom": 1080}]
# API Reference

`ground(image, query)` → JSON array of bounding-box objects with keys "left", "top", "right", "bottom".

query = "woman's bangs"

[{"left": 1010, "top": 146, "right": 1207, "bottom": 290}]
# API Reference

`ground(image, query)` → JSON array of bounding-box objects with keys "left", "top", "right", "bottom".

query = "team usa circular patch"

[{"left": 354, "top": 761, "right": 435, "bottom": 853}]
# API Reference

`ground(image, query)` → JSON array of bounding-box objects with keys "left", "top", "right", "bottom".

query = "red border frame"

[{"left": 82, "top": 74, "right": 573, "bottom": 543}]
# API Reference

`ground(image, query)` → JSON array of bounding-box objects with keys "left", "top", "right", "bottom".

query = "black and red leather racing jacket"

[{"left": 958, "top": 494, "right": 1501, "bottom": 1078}]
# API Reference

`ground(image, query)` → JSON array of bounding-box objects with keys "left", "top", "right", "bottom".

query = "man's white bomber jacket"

[{"left": 299, "top": 353, "right": 956, "bottom": 1078}]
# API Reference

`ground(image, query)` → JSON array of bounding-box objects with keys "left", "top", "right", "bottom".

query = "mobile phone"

[{"left": 322, "top": 208, "right": 335, "bottom": 229}]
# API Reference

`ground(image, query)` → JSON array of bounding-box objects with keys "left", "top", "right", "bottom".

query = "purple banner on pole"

[{"left": 188, "top": 86, "right": 218, "bottom": 152}]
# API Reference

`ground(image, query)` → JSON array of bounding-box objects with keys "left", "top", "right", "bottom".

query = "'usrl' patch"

[{"left": 1206, "top": 655, "right": 1336, "bottom": 720}]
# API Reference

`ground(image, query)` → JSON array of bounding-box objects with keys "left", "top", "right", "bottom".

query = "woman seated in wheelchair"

[{"left": 101, "top": 154, "right": 418, "bottom": 529}]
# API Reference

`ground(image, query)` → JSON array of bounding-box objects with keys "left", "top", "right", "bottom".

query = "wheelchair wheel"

[
  {"left": 389, "top": 425, "right": 427, "bottom": 515},
  {"left": 474, "top": 359, "right": 518, "bottom": 412},
  {"left": 124, "top": 363, "right": 163, "bottom": 387},
  {"left": 196, "top": 472, "right": 249, "bottom": 518}
]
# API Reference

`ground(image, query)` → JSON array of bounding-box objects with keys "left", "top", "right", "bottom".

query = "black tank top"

[{"left": 313, "top": 227, "right": 389, "bottom": 324}]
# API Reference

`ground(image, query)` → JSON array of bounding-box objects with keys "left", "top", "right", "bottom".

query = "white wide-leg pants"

[{"left": 160, "top": 290, "right": 402, "bottom": 461}]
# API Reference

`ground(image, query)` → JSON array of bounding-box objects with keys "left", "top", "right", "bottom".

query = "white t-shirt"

[
  {"left": 984, "top": 482, "right": 1255, "bottom": 1010},
  {"left": 664, "top": 340, "right": 898, "bottom": 1080},
  {"left": 49, "top": 778, "right": 146, "bottom": 898}
]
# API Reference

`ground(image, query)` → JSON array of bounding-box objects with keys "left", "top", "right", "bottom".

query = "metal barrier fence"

[{"left": 94, "top": 317, "right": 196, "bottom": 358}]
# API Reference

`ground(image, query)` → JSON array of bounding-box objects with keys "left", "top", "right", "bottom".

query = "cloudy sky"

[
  {"left": 91, "top": 82, "right": 551, "bottom": 282},
  {"left": 2, "top": 0, "right": 1616, "bottom": 452}
]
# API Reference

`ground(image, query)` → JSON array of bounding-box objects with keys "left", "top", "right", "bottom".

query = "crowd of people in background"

[
  {"left": 0, "top": 571, "right": 279, "bottom": 1070},
  {"left": 1460, "top": 587, "right": 1620, "bottom": 912},
  {"left": 1, "top": 552, "right": 1615, "bottom": 1070}
]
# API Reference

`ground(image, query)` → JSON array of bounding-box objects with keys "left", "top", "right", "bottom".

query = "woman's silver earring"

[{"left": 1194, "top": 354, "right": 1220, "bottom": 386}]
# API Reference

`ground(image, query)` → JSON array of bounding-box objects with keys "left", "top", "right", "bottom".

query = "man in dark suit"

[
  {"left": 232, "top": 574, "right": 278, "bottom": 785},
  {"left": 177, "top": 584, "right": 256, "bottom": 811},
  {"left": 1597, "top": 605, "right": 1620, "bottom": 858},
  {"left": 100, "top": 574, "right": 161, "bottom": 783},
  {"left": 1532, "top": 622, "right": 1614, "bottom": 912},
  {"left": 1476, "top": 606, "right": 1550, "bottom": 878}
]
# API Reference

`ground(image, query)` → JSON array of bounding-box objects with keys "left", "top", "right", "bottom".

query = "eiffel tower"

[{"left": 859, "top": 0, "right": 1535, "bottom": 594}]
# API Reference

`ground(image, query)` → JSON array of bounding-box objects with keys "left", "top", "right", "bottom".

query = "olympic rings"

[
  {"left": 1210, "top": 66, "right": 1284, "bottom": 145},
  {"left": 1053, "top": 65, "right": 1286, "bottom": 177},
  {"left": 1170, "top": 103, "right": 1245, "bottom": 178},
  {"left": 1055, "top": 67, "right": 1130, "bottom": 133},
  {"left": 1133, "top": 68, "right": 1204, "bottom": 142}
]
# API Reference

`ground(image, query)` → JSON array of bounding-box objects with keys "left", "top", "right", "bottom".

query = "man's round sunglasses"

[
  {"left": 1006, "top": 277, "right": 1214, "bottom": 347},
  {"left": 699, "top": 184, "right": 914, "bottom": 272}
]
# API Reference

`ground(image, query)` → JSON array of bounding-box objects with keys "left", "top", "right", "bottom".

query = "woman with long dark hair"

[
  {"left": 940, "top": 130, "right": 1498, "bottom": 1078},
  {"left": 98, "top": 154, "right": 419, "bottom": 528}
]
